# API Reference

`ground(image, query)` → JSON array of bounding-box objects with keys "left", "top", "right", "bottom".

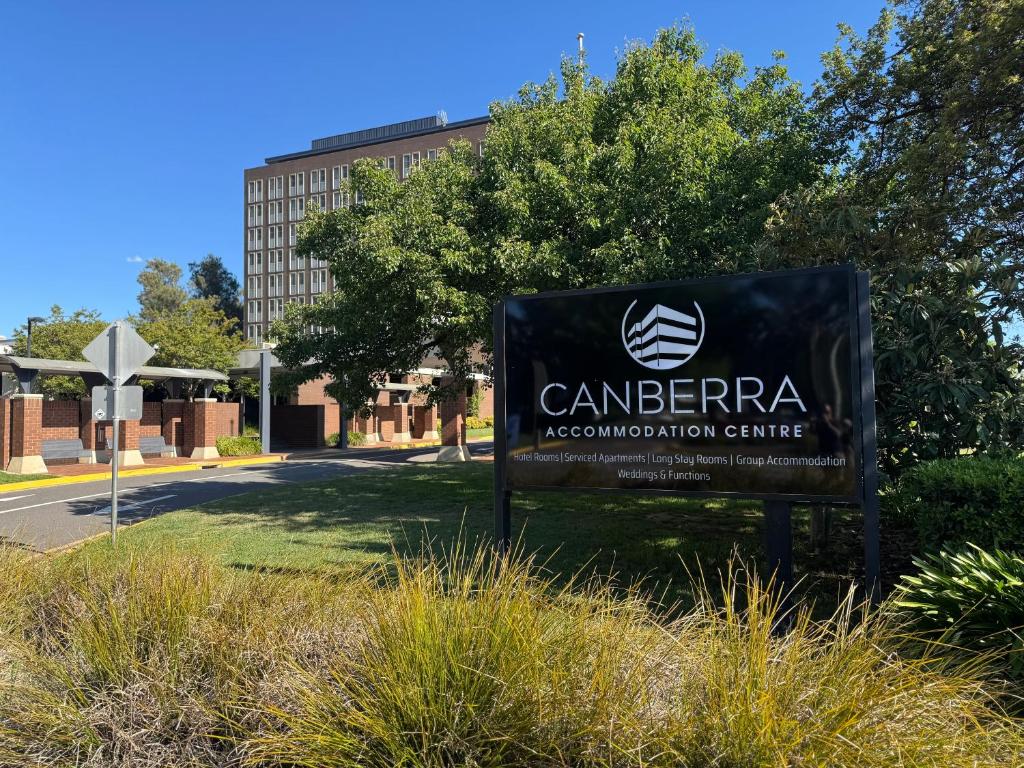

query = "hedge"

[{"left": 892, "top": 454, "right": 1024, "bottom": 551}]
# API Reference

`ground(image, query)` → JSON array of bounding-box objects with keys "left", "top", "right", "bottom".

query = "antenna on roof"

[{"left": 437, "top": 110, "right": 448, "bottom": 126}]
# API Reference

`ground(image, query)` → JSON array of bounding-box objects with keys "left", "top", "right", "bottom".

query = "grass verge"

[
  {"left": 0, "top": 471, "right": 49, "bottom": 485},
  {"left": 85, "top": 461, "right": 904, "bottom": 610}
]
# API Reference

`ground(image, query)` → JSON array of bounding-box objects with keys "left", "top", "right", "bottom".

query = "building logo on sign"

[{"left": 620, "top": 299, "right": 705, "bottom": 370}]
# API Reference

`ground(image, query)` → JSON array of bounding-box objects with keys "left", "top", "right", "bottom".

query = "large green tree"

[
  {"left": 136, "top": 298, "right": 245, "bottom": 398},
  {"left": 189, "top": 254, "right": 242, "bottom": 325},
  {"left": 273, "top": 26, "right": 821, "bottom": 409},
  {"left": 9, "top": 305, "right": 107, "bottom": 398},
  {"left": 759, "top": 0, "right": 1024, "bottom": 471},
  {"left": 137, "top": 258, "right": 187, "bottom": 321}
]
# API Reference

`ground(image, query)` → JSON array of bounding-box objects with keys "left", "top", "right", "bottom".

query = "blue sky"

[{"left": 0, "top": 0, "right": 887, "bottom": 338}]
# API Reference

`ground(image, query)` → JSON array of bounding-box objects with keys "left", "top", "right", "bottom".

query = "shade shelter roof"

[{"left": 0, "top": 355, "right": 227, "bottom": 394}]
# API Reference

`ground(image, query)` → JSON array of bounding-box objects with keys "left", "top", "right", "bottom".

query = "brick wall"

[
  {"left": 440, "top": 392, "right": 467, "bottom": 447},
  {"left": 162, "top": 400, "right": 184, "bottom": 449},
  {"left": 140, "top": 402, "right": 163, "bottom": 438},
  {"left": 377, "top": 405, "right": 396, "bottom": 442},
  {"left": 212, "top": 402, "right": 242, "bottom": 438},
  {"left": 41, "top": 400, "right": 80, "bottom": 441}
]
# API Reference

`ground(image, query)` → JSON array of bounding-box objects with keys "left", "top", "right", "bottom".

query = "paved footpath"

[{"left": 0, "top": 442, "right": 493, "bottom": 552}]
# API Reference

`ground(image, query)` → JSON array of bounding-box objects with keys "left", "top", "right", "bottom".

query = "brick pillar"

[
  {"left": 393, "top": 402, "right": 412, "bottom": 443},
  {"left": 115, "top": 418, "right": 144, "bottom": 467},
  {"left": 376, "top": 405, "right": 395, "bottom": 443},
  {"left": 7, "top": 393, "right": 47, "bottom": 474},
  {"left": 413, "top": 404, "right": 440, "bottom": 441},
  {"left": 162, "top": 400, "right": 184, "bottom": 456},
  {"left": 437, "top": 392, "right": 470, "bottom": 462},
  {"left": 79, "top": 399, "right": 98, "bottom": 464},
  {"left": 184, "top": 398, "right": 220, "bottom": 460},
  {"left": 0, "top": 398, "right": 10, "bottom": 473}
]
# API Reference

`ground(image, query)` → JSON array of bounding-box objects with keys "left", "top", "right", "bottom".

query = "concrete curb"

[{"left": 0, "top": 455, "right": 286, "bottom": 495}]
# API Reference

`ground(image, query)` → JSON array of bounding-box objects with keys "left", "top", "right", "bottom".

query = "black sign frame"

[{"left": 492, "top": 265, "right": 881, "bottom": 602}]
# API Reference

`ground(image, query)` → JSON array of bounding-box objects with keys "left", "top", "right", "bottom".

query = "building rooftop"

[{"left": 263, "top": 113, "right": 489, "bottom": 165}]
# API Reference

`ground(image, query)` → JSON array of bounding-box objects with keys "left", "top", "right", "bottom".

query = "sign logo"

[{"left": 620, "top": 299, "right": 705, "bottom": 370}]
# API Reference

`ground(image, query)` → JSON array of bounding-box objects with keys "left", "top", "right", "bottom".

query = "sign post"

[
  {"left": 493, "top": 265, "right": 881, "bottom": 604},
  {"left": 82, "top": 320, "right": 155, "bottom": 545}
]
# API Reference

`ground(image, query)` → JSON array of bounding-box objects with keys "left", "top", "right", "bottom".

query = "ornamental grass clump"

[{"left": 0, "top": 540, "right": 1022, "bottom": 767}]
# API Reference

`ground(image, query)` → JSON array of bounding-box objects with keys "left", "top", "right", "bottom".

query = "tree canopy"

[
  {"left": 9, "top": 305, "right": 107, "bottom": 398},
  {"left": 274, "top": 4, "right": 1024, "bottom": 470},
  {"left": 273, "top": 26, "right": 821, "bottom": 410},
  {"left": 189, "top": 254, "right": 242, "bottom": 325},
  {"left": 137, "top": 258, "right": 188, "bottom": 321},
  {"left": 759, "top": 0, "right": 1024, "bottom": 471}
]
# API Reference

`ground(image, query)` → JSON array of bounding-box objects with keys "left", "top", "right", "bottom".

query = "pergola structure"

[{"left": 0, "top": 355, "right": 232, "bottom": 474}]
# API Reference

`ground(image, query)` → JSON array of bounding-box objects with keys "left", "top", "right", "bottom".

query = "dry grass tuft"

[{"left": 0, "top": 540, "right": 1020, "bottom": 767}]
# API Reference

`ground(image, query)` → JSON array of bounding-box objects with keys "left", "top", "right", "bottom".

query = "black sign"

[{"left": 498, "top": 265, "right": 862, "bottom": 502}]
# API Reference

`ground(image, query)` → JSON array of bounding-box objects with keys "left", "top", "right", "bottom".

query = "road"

[{"left": 0, "top": 442, "right": 493, "bottom": 552}]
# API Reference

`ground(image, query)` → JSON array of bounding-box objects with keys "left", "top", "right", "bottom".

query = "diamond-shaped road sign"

[{"left": 82, "top": 320, "right": 155, "bottom": 384}]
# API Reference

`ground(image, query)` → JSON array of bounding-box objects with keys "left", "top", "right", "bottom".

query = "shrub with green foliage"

[
  {"left": 347, "top": 430, "right": 366, "bottom": 447},
  {"left": 466, "top": 415, "right": 493, "bottom": 431},
  {"left": 895, "top": 544, "right": 1024, "bottom": 682},
  {"left": 215, "top": 435, "right": 262, "bottom": 456},
  {"left": 325, "top": 432, "right": 339, "bottom": 447},
  {"left": 889, "top": 455, "right": 1024, "bottom": 550}
]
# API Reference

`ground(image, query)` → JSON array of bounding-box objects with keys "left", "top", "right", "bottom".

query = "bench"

[
  {"left": 41, "top": 438, "right": 87, "bottom": 464},
  {"left": 140, "top": 435, "right": 176, "bottom": 458}
]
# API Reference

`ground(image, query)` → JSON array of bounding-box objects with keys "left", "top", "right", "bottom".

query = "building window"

[
  {"left": 268, "top": 175, "right": 284, "bottom": 200},
  {"left": 268, "top": 249, "right": 283, "bottom": 272},
  {"left": 332, "top": 164, "right": 349, "bottom": 189},
  {"left": 288, "top": 295, "right": 305, "bottom": 306},
  {"left": 288, "top": 172, "right": 305, "bottom": 196},
  {"left": 478, "top": 140, "right": 485, "bottom": 157},
  {"left": 247, "top": 275, "right": 263, "bottom": 299},
  {"left": 247, "top": 228, "right": 263, "bottom": 250},
  {"left": 289, "top": 249, "right": 305, "bottom": 270},
  {"left": 247, "top": 251, "right": 263, "bottom": 274},
  {"left": 268, "top": 297, "right": 285, "bottom": 322},
  {"left": 310, "top": 269, "right": 327, "bottom": 294},
  {"left": 289, "top": 197, "right": 305, "bottom": 221},
  {"left": 247, "top": 324, "right": 262, "bottom": 343},
  {"left": 268, "top": 273, "right": 283, "bottom": 297},
  {"left": 288, "top": 270, "right": 305, "bottom": 295},
  {"left": 268, "top": 200, "right": 283, "bottom": 224},
  {"left": 247, "top": 179, "right": 264, "bottom": 203},
  {"left": 427, "top": 148, "right": 437, "bottom": 161},
  {"left": 332, "top": 191, "right": 341, "bottom": 209},
  {"left": 288, "top": 224, "right": 297, "bottom": 246},
  {"left": 387, "top": 156, "right": 396, "bottom": 173},
  {"left": 310, "top": 168, "right": 327, "bottom": 193},
  {"left": 308, "top": 193, "right": 326, "bottom": 211},
  {"left": 247, "top": 299, "right": 263, "bottom": 323},
  {"left": 402, "top": 153, "right": 411, "bottom": 178}
]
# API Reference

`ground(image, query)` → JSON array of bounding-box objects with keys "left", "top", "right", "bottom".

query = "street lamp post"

[{"left": 26, "top": 316, "right": 45, "bottom": 358}]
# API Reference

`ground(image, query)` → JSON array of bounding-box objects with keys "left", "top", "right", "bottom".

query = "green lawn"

[
  {"left": 467, "top": 427, "right": 494, "bottom": 439},
  {"left": 0, "top": 471, "right": 50, "bottom": 485},
  {"left": 96, "top": 461, "right": 888, "bottom": 608}
]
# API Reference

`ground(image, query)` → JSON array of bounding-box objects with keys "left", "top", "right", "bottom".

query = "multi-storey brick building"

[{"left": 242, "top": 113, "right": 488, "bottom": 344}]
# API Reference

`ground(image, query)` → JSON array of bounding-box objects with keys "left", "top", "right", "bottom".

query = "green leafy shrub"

[
  {"left": 889, "top": 455, "right": 1024, "bottom": 550},
  {"left": 895, "top": 544, "right": 1024, "bottom": 682},
  {"left": 347, "top": 430, "right": 366, "bottom": 447},
  {"left": 466, "top": 416, "right": 493, "bottom": 430},
  {"left": 325, "top": 432, "right": 339, "bottom": 447},
  {"left": 215, "top": 435, "right": 262, "bottom": 456},
  {"left": 242, "top": 424, "right": 259, "bottom": 438}
]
